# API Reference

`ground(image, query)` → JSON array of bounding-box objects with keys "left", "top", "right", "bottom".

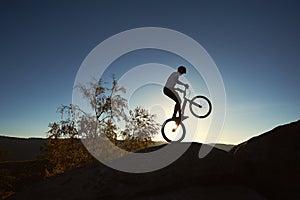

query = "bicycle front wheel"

[
  {"left": 189, "top": 96, "right": 212, "bottom": 118},
  {"left": 161, "top": 118, "right": 186, "bottom": 142}
]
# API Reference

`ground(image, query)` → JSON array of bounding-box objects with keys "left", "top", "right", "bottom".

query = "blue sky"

[{"left": 0, "top": 0, "right": 299, "bottom": 144}]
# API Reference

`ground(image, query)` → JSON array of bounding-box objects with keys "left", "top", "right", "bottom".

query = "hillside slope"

[
  {"left": 7, "top": 119, "right": 300, "bottom": 199},
  {"left": 231, "top": 120, "right": 300, "bottom": 199},
  {"left": 9, "top": 143, "right": 265, "bottom": 200}
]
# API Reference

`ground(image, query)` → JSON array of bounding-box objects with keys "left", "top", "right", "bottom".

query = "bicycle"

[{"left": 161, "top": 88, "right": 212, "bottom": 142}]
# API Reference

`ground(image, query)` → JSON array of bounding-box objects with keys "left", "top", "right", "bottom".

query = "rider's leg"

[
  {"left": 174, "top": 92, "right": 182, "bottom": 120},
  {"left": 163, "top": 87, "right": 181, "bottom": 119},
  {"left": 174, "top": 101, "right": 181, "bottom": 119},
  {"left": 174, "top": 102, "right": 181, "bottom": 126}
]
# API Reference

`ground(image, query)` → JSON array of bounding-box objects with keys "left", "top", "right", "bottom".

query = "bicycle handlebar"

[{"left": 176, "top": 87, "right": 189, "bottom": 97}]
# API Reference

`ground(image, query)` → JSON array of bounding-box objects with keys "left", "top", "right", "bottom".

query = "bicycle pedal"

[{"left": 181, "top": 116, "right": 189, "bottom": 121}]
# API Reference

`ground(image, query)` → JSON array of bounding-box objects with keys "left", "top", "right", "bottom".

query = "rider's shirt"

[{"left": 165, "top": 72, "right": 180, "bottom": 90}]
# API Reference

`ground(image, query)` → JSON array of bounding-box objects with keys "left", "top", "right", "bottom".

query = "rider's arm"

[{"left": 176, "top": 79, "right": 189, "bottom": 88}]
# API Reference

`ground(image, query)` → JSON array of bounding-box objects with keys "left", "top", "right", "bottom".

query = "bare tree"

[
  {"left": 124, "top": 106, "right": 160, "bottom": 141},
  {"left": 75, "top": 76, "right": 127, "bottom": 140},
  {"left": 44, "top": 76, "right": 161, "bottom": 175}
]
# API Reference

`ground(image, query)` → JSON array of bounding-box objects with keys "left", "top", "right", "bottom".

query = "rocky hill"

[
  {"left": 230, "top": 120, "right": 300, "bottom": 199},
  {"left": 8, "top": 143, "right": 265, "bottom": 200},
  {"left": 6, "top": 119, "right": 300, "bottom": 199}
]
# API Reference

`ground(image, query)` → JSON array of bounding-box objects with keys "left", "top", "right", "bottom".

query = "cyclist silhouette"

[{"left": 163, "top": 66, "right": 189, "bottom": 124}]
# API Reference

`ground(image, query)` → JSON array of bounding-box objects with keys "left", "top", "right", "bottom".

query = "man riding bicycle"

[{"left": 163, "top": 66, "right": 189, "bottom": 124}]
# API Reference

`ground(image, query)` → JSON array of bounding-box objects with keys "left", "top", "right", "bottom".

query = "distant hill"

[
  {"left": 0, "top": 136, "right": 46, "bottom": 161},
  {"left": 0, "top": 135, "right": 234, "bottom": 161}
]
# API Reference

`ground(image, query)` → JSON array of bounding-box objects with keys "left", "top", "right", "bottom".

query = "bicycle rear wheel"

[
  {"left": 161, "top": 118, "right": 186, "bottom": 142},
  {"left": 189, "top": 96, "right": 212, "bottom": 118}
]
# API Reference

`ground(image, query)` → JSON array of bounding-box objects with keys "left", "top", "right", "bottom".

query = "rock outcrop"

[
  {"left": 9, "top": 143, "right": 265, "bottom": 200},
  {"left": 231, "top": 120, "right": 300, "bottom": 199}
]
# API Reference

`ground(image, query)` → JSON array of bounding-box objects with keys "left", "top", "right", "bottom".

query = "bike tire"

[
  {"left": 189, "top": 96, "right": 212, "bottom": 118},
  {"left": 161, "top": 118, "right": 186, "bottom": 142}
]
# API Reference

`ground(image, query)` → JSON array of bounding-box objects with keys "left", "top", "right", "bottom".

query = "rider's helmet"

[{"left": 178, "top": 66, "right": 186, "bottom": 74}]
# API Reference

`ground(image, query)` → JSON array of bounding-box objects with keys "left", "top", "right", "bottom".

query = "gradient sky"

[{"left": 0, "top": 0, "right": 299, "bottom": 144}]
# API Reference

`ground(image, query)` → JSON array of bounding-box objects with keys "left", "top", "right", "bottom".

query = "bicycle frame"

[{"left": 177, "top": 88, "right": 201, "bottom": 118}]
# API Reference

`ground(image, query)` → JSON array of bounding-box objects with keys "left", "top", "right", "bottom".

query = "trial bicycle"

[{"left": 161, "top": 88, "right": 212, "bottom": 142}]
